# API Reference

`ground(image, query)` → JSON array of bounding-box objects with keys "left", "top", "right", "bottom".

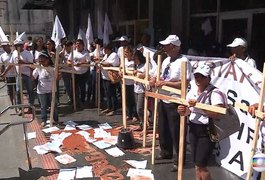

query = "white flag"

[
  {"left": 0, "top": 26, "right": 9, "bottom": 43},
  {"left": 97, "top": 9, "right": 103, "bottom": 40},
  {"left": 51, "top": 15, "right": 66, "bottom": 48},
  {"left": 86, "top": 13, "right": 94, "bottom": 50},
  {"left": 78, "top": 28, "right": 87, "bottom": 49},
  {"left": 103, "top": 13, "right": 113, "bottom": 46}
]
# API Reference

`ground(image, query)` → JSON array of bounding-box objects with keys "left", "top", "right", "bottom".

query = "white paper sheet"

[
  {"left": 57, "top": 168, "right": 76, "bottom": 180},
  {"left": 26, "top": 132, "right": 36, "bottom": 140},
  {"left": 64, "top": 120, "right": 78, "bottom": 126},
  {"left": 42, "top": 126, "right": 60, "bottom": 133},
  {"left": 50, "top": 132, "right": 72, "bottom": 145},
  {"left": 98, "top": 122, "right": 112, "bottom": 129},
  {"left": 127, "top": 168, "right": 153, "bottom": 179},
  {"left": 105, "top": 147, "right": 125, "bottom": 157},
  {"left": 76, "top": 166, "right": 93, "bottom": 178},
  {"left": 55, "top": 154, "right": 76, "bottom": 165},
  {"left": 33, "top": 144, "right": 49, "bottom": 155},
  {"left": 76, "top": 124, "right": 92, "bottom": 130},
  {"left": 125, "top": 160, "right": 147, "bottom": 169},
  {"left": 94, "top": 128, "right": 111, "bottom": 138},
  {"left": 64, "top": 124, "right": 76, "bottom": 131},
  {"left": 92, "top": 140, "right": 112, "bottom": 149},
  {"left": 103, "top": 136, "right": 118, "bottom": 145}
]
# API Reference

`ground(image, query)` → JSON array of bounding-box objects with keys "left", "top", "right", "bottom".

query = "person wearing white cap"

[
  {"left": 178, "top": 64, "right": 227, "bottom": 180},
  {"left": 0, "top": 41, "right": 16, "bottom": 105},
  {"left": 117, "top": 35, "right": 130, "bottom": 59},
  {"left": 2, "top": 37, "right": 34, "bottom": 115},
  {"left": 150, "top": 34, "right": 192, "bottom": 171},
  {"left": 227, "top": 38, "right": 256, "bottom": 68}
]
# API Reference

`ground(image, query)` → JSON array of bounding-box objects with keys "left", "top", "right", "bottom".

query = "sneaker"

[
  {"left": 132, "top": 117, "right": 139, "bottom": 122},
  {"left": 18, "top": 110, "right": 22, "bottom": 116},
  {"left": 170, "top": 164, "right": 178, "bottom": 172},
  {"left": 40, "top": 122, "right": 46, "bottom": 128},
  {"left": 106, "top": 111, "right": 115, "bottom": 116}
]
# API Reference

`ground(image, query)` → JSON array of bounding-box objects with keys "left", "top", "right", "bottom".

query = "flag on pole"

[
  {"left": 13, "top": 32, "right": 27, "bottom": 45},
  {"left": 78, "top": 28, "right": 87, "bottom": 49},
  {"left": 86, "top": 13, "right": 94, "bottom": 51},
  {"left": 103, "top": 13, "right": 113, "bottom": 46},
  {"left": 51, "top": 15, "right": 66, "bottom": 48},
  {"left": 0, "top": 26, "right": 9, "bottom": 43},
  {"left": 97, "top": 9, "right": 103, "bottom": 40}
]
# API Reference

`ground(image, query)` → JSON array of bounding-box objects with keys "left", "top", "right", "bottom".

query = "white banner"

[{"left": 187, "top": 55, "right": 263, "bottom": 179}]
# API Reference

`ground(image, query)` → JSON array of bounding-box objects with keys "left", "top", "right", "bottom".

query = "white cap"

[
  {"left": 194, "top": 64, "right": 211, "bottom": 77},
  {"left": 118, "top": 35, "right": 129, "bottom": 42},
  {"left": 1, "top": 41, "right": 10, "bottom": 45},
  {"left": 227, "top": 38, "right": 247, "bottom": 48},
  {"left": 13, "top": 38, "right": 24, "bottom": 45},
  {"left": 159, "top": 35, "right": 181, "bottom": 46}
]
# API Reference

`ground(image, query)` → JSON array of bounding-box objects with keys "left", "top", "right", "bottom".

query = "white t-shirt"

[
  {"left": 187, "top": 84, "right": 227, "bottom": 124},
  {"left": 61, "top": 51, "right": 71, "bottom": 71},
  {"left": 70, "top": 49, "right": 90, "bottom": 74},
  {"left": 31, "top": 50, "right": 41, "bottom": 63},
  {"left": 101, "top": 52, "right": 120, "bottom": 80},
  {"left": 32, "top": 66, "right": 55, "bottom": 94},
  {"left": 134, "top": 63, "right": 146, "bottom": 94},
  {"left": 10, "top": 50, "right": 34, "bottom": 77},
  {"left": 0, "top": 51, "right": 16, "bottom": 77},
  {"left": 159, "top": 55, "right": 192, "bottom": 103},
  {"left": 244, "top": 56, "right": 256, "bottom": 69},
  {"left": 125, "top": 58, "right": 135, "bottom": 85}
]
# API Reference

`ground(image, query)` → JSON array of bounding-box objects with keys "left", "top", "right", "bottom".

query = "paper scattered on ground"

[
  {"left": 125, "top": 160, "right": 147, "bottom": 169},
  {"left": 105, "top": 147, "right": 125, "bottom": 157},
  {"left": 127, "top": 168, "right": 154, "bottom": 179},
  {"left": 98, "top": 122, "right": 112, "bottom": 129},
  {"left": 55, "top": 154, "right": 76, "bottom": 165},
  {"left": 50, "top": 132, "right": 72, "bottom": 145},
  {"left": 33, "top": 144, "right": 49, "bottom": 155},
  {"left": 76, "top": 124, "right": 92, "bottom": 130},
  {"left": 76, "top": 166, "right": 93, "bottom": 178},
  {"left": 33, "top": 141, "right": 62, "bottom": 154},
  {"left": 26, "top": 132, "right": 36, "bottom": 140},
  {"left": 94, "top": 128, "right": 111, "bottom": 138},
  {"left": 42, "top": 126, "right": 60, "bottom": 133},
  {"left": 64, "top": 124, "right": 76, "bottom": 131},
  {"left": 103, "top": 136, "right": 118, "bottom": 145},
  {"left": 57, "top": 168, "right": 76, "bottom": 180},
  {"left": 93, "top": 140, "right": 112, "bottom": 149},
  {"left": 64, "top": 120, "right": 78, "bottom": 126}
]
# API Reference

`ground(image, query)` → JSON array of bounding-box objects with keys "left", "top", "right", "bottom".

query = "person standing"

[
  {"left": 178, "top": 64, "right": 227, "bottom": 180},
  {"left": 227, "top": 38, "right": 256, "bottom": 68},
  {"left": 0, "top": 41, "right": 16, "bottom": 105},
  {"left": 151, "top": 35, "right": 192, "bottom": 171}
]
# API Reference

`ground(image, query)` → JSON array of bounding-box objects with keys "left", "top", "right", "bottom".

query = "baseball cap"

[
  {"left": 159, "top": 35, "right": 181, "bottom": 46},
  {"left": 1, "top": 41, "right": 10, "bottom": 46},
  {"left": 194, "top": 64, "right": 211, "bottom": 77},
  {"left": 39, "top": 50, "right": 50, "bottom": 58},
  {"left": 227, "top": 38, "right": 247, "bottom": 48}
]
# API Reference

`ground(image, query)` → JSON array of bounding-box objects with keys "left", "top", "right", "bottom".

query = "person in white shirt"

[
  {"left": 0, "top": 41, "right": 16, "bottom": 105},
  {"left": 178, "top": 64, "right": 227, "bottom": 180},
  {"left": 100, "top": 43, "right": 120, "bottom": 116},
  {"left": 67, "top": 39, "right": 90, "bottom": 106},
  {"left": 32, "top": 50, "right": 59, "bottom": 127},
  {"left": 150, "top": 35, "right": 192, "bottom": 172},
  {"left": 227, "top": 37, "right": 256, "bottom": 68},
  {"left": 2, "top": 39, "right": 34, "bottom": 115}
]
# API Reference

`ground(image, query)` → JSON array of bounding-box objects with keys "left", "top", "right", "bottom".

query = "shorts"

[
  {"left": 189, "top": 122, "right": 214, "bottom": 167},
  {"left": 6, "top": 77, "right": 16, "bottom": 95}
]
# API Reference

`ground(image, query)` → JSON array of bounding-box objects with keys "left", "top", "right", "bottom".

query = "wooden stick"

[
  {"left": 17, "top": 50, "right": 24, "bottom": 117},
  {"left": 96, "top": 45, "right": 101, "bottom": 115},
  {"left": 151, "top": 55, "right": 162, "bottom": 164},
  {"left": 70, "top": 47, "right": 77, "bottom": 111},
  {"left": 143, "top": 52, "right": 150, "bottom": 147},
  {"left": 178, "top": 61, "right": 187, "bottom": 180},
  {"left": 120, "top": 47, "right": 127, "bottom": 128},
  {"left": 101, "top": 67, "right": 120, "bottom": 71},
  {"left": 145, "top": 91, "right": 226, "bottom": 114},
  {"left": 235, "top": 102, "right": 264, "bottom": 120},
  {"left": 50, "top": 48, "right": 60, "bottom": 127},
  {"left": 246, "top": 62, "right": 265, "bottom": 180}
]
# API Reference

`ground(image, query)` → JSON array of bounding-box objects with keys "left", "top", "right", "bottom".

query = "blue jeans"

[
  {"left": 38, "top": 93, "right": 58, "bottom": 123},
  {"left": 102, "top": 79, "right": 117, "bottom": 111},
  {"left": 16, "top": 74, "right": 34, "bottom": 106},
  {"left": 62, "top": 72, "right": 72, "bottom": 101}
]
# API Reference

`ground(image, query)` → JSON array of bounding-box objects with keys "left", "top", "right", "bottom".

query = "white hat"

[
  {"left": 118, "top": 35, "right": 129, "bottom": 42},
  {"left": 194, "top": 64, "right": 211, "bottom": 77},
  {"left": 13, "top": 38, "right": 24, "bottom": 45},
  {"left": 1, "top": 41, "right": 10, "bottom": 45},
  {"left": 227, "top": 38, "right": 247, "bottom": 48},
  {"left": 159, "top": 35, "right": 181, "bottom": 46}
]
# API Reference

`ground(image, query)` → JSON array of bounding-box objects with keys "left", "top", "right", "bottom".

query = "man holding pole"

[{"left": 150, "top": 35, "right": 192, "bottom": 172}]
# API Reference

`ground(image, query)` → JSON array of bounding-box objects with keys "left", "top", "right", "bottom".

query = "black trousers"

[{"left": 158, "top": 101, "right": 180, "bottom": 160}]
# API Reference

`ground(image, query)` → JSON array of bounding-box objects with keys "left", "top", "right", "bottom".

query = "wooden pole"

[
  {"left": 120, "top": 47, "right": 127, "bottom": 128},
  {"left": 143, "top": 52, "right": 150, "bottom": 147},
  {"left": 17, "top": 49, "right": 24, "bottom": 117},
  {"left": 70, "top": 47, "right": 77, "bottom": 111},
  {"left": 246, "top": 62, "right": 265, "bottom": 180},
  {"left": 151, "top": 55, "right": 162, "bottom": 164},
  {"left": 50, "top": 47, "right": 60, "bottom": 127},
  {"left": 177, "top": 61, "right": 187, "bottom": 180},
  {"left": 96, "top": 45, "right": 101, "bottom": 115}
]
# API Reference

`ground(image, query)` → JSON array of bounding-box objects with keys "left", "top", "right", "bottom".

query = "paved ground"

[{"left": 0, "top": 80, "right": 242, "bottom": 180}]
